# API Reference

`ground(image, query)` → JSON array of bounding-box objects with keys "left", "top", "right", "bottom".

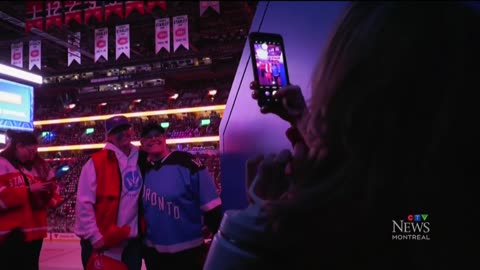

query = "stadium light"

[
  {"left": 0, "top": 63, "right": 43, "bottom": 84},
  {"left": 36, "top": 136, "right": 220, "bottom": 152},
  {"left": 33, "top": 105, "right": 226, "bottom": 126}
]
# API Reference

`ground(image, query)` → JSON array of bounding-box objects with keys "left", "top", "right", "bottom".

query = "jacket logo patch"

[{"left": 124, "top": 170, "right": 142, "bottom": 192}]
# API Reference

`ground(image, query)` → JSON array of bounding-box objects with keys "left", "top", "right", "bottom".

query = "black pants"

[
  {"left": 143, "top": 244, "right": 206, "bottom": 270},
  {"left": 0, "top": 229, "right": 43, "bottom": 270},
  {"left": 81, "top": 238, "right": 142, "bottom": 270}
]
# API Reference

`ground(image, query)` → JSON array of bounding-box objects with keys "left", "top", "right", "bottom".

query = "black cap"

[
  {"left": 141, "top": 123, "right": 165, "bottom": 138},
  {"left": 105, "top": 115, "right": 131, "bottom": 134}
]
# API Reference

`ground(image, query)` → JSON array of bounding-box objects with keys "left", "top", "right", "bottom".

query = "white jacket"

[{"left": 74, "top": 142, "right": 142, "bottom": 260}]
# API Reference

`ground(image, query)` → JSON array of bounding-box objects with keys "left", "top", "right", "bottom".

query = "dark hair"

[
  {"left": 1, "top": 131, "right": 50, "bottom": 179},
  {"left": 140, "top": 122, "right": 165, "bottom": 138},
  {"left": 1, "top": 130, "right": 38, "bottom": 162},
  {"left": 271, "top": 2, "right": 478, "bottom": 269}
]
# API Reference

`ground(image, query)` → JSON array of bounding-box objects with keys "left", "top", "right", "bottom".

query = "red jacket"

[
  {"left": 0, "top": 157, "right": 61, "bottom": 244},
  {"left": 91, "top": 150, "right": 139, "bottom": 247},
  {"left": 91, "top": 150, "right": 122, "bottom": 238}
]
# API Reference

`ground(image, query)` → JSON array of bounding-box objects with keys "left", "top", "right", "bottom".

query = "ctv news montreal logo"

[{"left": 392, "top": 214, "right": 430, "bottom": 240}]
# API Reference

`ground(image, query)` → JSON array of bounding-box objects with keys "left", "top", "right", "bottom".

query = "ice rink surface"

[{"left": 40, "top": 240, "right": 146, "bottom": 270}]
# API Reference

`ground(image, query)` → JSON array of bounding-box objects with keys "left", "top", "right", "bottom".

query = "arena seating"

[
  {"left": 34, "top": 86, "right": 230, "bottom": 120},
  {"left": 36, "top": 111, "right": 221, "bottom": 146}
]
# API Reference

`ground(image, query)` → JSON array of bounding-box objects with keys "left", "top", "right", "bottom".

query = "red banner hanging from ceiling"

[
  {"left": 125, "top": 1, "right": 145, "bottom": 17},
  {"left": 45, "top": 1, "right": 63, "bottom": 30},
  {"left": 84, "top": 1, "right": 104, "bottom": 23},
  {"left": 64, "top": 1, "right": 83, "bottom": 25},
  {"left": 146, "top": 1, "right": 167, "bottom": 14},
  {"left": 25, "top": 1, "right": 44, "bottom": 32},
  {"left": 105, "top": 1, "right": 124, "bottom": 20}
]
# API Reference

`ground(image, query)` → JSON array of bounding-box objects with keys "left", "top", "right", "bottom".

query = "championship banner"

[
  {"left": 116, "top": 24, "right": 130, "bottom": 59},
  {"left": 64, "top": 1, "right": 83, "bottom": 25},
  {"left": 29, "top": 40, "right": 41, "bottom": 70},
  {"left": 68, "top": 32, "right": 81, "bottom": 66},
  {"left": 85, "top": 1, "right": 104, "bottom": 23},
  {"left": 45, "top": 1, "right": 63, "bottom": 30},
  {"left": 11, "top": 42, "right": 23, "bottom": 68},
  {"left": 146, "top": 1, "right": 167, "bottom": 13},
  {"left": 173, "top": 15, "right": 189, "bottom": 52},
  {"left": 25, "top": 1, "right": 44, "bottom": 32},
  {"left": 200, "top": 1, "right": 220, "bottom": 16},
  {"left": 126, "top": 1, "right": 145, "bottom": 17},
  {"left": 105, "top": 1, "right": 124, "bottom": 20},
  {"left": 155, "top": 18, "right": 170, "bottom": 53},
  {"left": 94, "top": 28, "right": 108, "bottom": 62}
]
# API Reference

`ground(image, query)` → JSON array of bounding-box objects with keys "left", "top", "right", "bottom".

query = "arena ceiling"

[{"left": 0, "top": 1, "right": 257, "bottom": 101}]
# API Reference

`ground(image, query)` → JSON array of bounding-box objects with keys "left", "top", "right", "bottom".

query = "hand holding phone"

[
  {"left": 249, "top": 32, "right": 290, "bottom": 109},
  {"left": 250, "top": 82, "right": 307, "bottom": 125}
]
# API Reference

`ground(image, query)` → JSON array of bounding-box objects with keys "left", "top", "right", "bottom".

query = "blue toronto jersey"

[{"left": 142, "top": 151, "right": 221, "bottom": 253}]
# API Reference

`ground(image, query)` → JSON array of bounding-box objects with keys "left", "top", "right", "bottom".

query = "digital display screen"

[
  {"left": 253, "top": 40, "right": 288, "bottom": 88},
  {"left": 0, "top": 78, "right": 34, "bottom": 131}
]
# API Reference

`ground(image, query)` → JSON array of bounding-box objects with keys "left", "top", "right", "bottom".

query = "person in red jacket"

[
  {"left": 75, "top": 115, "right": 143, "bottom": 270},
  {"left": 0, "top": 130, "right": 61, "bottom": 270}
]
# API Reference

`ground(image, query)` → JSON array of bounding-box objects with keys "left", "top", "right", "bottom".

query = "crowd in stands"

[
  {"left": 36, "top": 111, "right": 221, "bottom": 146},
  {"left": 46, "top": 150, "right": 220, "bottom": 233},
  {"left": 47, "top": 155, "right": 88, "bottom": 233},
  {"left": 35, "top": 86, "right": 230, "bottom": 121}
]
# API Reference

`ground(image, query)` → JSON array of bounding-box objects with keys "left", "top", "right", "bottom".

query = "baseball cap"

[
  {"left": 105, "top": 115, "right": 131, "bottom": 134},
  {"left": 140, "top": 122, "right": 165, "bottom": 138}
]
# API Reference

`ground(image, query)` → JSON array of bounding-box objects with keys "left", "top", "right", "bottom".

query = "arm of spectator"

[
  {"left": 74, "top": 159, "right": 103, "bottom": 246},
  {"left": 197, "top": 168, "right": 222, "bottom": 234},
  {"left": 0, "top": 184, "right": 29, "bottom": 212},
  {"left": 46, "top": 169, "right": 63, "bottom": 208}
]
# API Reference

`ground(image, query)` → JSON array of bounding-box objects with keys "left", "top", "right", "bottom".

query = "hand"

[
  {"left": 103, "top": 225, "right": 131, "bottom": 247},
  {"left": 246, "top": 150, "right": 293, "bottom": 202},
  {"left": 250, "top": 81, "right": 308, "bottom": 125},
  {"left": 287, "top": 138, "right": 329, "bottom": 189},
  {"left": 29, "top": 182, "right": 54, "bottom": 194},
  {"left": 92, "top": 238, "right": 105, "bottom": 250}
]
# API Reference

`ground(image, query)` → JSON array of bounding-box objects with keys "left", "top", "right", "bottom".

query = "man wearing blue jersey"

[{"left": 138, "top": 123, "right": 222, "bottom": 270}]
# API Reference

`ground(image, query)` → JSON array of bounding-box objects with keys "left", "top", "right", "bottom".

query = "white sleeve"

[{"left": 74, "top": 159, "right": 103, "bottom": 244}]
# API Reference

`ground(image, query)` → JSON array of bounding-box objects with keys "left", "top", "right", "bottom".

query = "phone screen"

[{"left": 252, "top": 40, "right": 288, "bottom": 88}]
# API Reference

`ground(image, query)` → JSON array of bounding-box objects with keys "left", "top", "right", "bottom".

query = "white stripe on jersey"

[
  {"left": 200, "top": 197, "right": 221, "bottom": 212},
  {"left": 145, "top": 238, "right": 204, "bottom": 253}
]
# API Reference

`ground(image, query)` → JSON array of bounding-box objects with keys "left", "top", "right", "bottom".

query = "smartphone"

[{"left": 249, "top": 32, "right": 290, "bottom": 108}]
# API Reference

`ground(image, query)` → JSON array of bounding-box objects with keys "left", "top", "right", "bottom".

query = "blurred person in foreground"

[
  {"left": 138, "top": 122, "right": 222, "bottom": 270},
  {"left": 0, "top": 130, "right": 61, "bottom": 270},
  {"left": 75, "top": 116, "right": 143, "bottom": 270},
  {"left": 220, "top": 2, "right": 477, "bottom": 269}
]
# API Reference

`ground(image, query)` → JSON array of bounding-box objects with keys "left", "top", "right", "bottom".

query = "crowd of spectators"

[
  {"left": 35, "top": 86, "right": 230, "bottom": 121},
  {"left": 36, "top": 111, "right": 221, "bottom": 146},
  {"left": 47, "top": 155, "right": 88, "bottom": 233}
]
